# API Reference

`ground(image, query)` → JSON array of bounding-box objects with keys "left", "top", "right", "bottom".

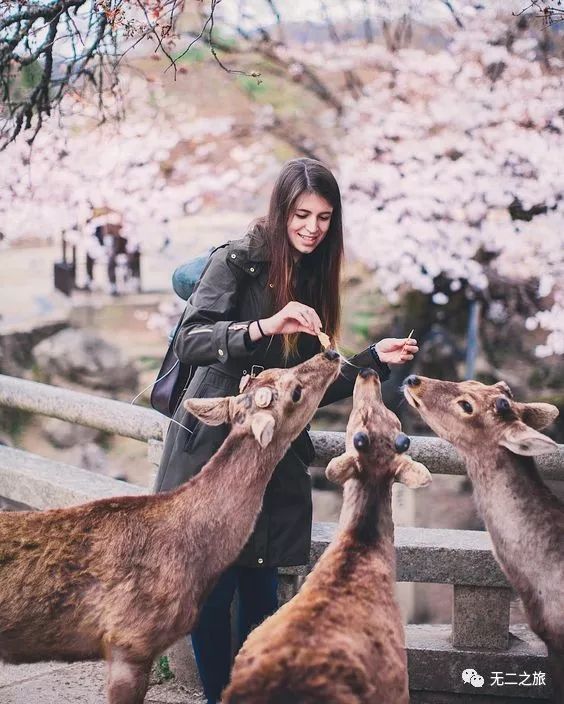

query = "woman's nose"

[{"left": 306, "top": 217, "right": 317, "bottom": 232}]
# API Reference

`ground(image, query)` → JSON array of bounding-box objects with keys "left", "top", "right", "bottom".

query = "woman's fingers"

[
  {"left": 307, "top": 312, "right": 321, "bottom": 333},
  {"left": 298, "top": 325, "right": 318, "bottom": 335},
  {"left": 287, "top": 302, "right": 321, "bottom": 333},
  {"left": 306, "top": 306, "right": 322, "bottom": 332},
  {"left": 275, "top": 302, "right": 323, "bottom": 335},
  {"left": 282, "top": 321, "right": 318, "bottom": 335}
]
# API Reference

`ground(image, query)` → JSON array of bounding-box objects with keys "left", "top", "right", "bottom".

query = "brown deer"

[
  {"left": 223, "top": 368, "right": 432, "bottom": 704},
  {"left": 403, "top": 374, "right": 563, "bottom": 702},
  {"left": 0, "top": 350, "right": 341, "bottom": 704}
]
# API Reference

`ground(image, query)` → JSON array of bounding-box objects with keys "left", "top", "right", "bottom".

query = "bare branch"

[
  {"left": 441, "top": 0, "right": 464, "bottom": 29},
  {"left": 515, "top": 1, "right": 564, "bottom": 25}
]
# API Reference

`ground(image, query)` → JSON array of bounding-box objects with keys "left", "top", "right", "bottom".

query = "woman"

[{"left": 154, "top": 158, "right": 418, "bottom": 703}]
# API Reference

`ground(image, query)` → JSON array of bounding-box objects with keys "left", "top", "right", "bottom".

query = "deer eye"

[
  {"left": 495, "top": 397, "right": 511, "bottom": 414},
  {"left": 394, "top": 433, "right": 410, "bottom": 453},
  {"left": 458, "top": 400, "right": 473, "bottom": 414},
  {"left": 291, "top": 385, "right": 303, "bottom": 403},
  {"left": 353, "top": 432, "right": 370, "bottom": 452}
]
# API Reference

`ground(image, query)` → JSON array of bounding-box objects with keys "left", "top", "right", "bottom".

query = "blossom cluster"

[
  {"left": 0, "top": 77, "right": 279, "bottom": 247},
  {"left": 328, "top": 12, "right": 563, "bottom": 355}
]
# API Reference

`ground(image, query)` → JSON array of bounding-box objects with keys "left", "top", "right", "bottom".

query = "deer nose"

[
  {"left": 323, "top": 349, "right": 339, "bottom": 361},
  {"left": 405, "top": 375, "right": 421, "bottom": 387},
  {"left": 359, "top": 368, "right": 378, "bottom": 379},
  {"left": 394, "top": 433, "right": 410, "bottom": 453},
  {"left": 353, "top": 431, "right": 370, "bottom": 451}
]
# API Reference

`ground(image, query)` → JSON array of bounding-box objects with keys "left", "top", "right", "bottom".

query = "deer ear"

[
  {"left": 494, "top": 381, "right": 513, "bottom": 398},
  {"left": 239, "top": 374, "right": 251, "bottom": 392},
  {"left": 184, "top": 397, "right": 230, "bottom": 425},
  {"left": 499, "top": 421, "right": 557, "bottom": 456},
  {"left": 395, "top": 455, "right": 432, "bottom": 488},
  {"left": 519, "top": 402, "right": 559, "bottom": 430},
  {"left": 251, "top": 412, "right": 276, "bottom": 448},
  {"left": 326, "top": 453, "right": 359, "bottom": 485}
]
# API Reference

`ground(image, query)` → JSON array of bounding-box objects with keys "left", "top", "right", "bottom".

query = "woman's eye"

[
  {"left": 295, "top": 214, "right": 307, "bottom": 219},
  {"left": 291, "top": 385, "right": 303, "bottom": 403},
  {"left": 458, "top": 400, "right": 473, "bottom": 414}
]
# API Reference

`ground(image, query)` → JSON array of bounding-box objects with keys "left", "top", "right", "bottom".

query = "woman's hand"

[
  {"left": 255, "top": 302, "right": 322, "bottom": 339},
  {"left": 374, "top": 337, "right": 419, "bottom": 364}
]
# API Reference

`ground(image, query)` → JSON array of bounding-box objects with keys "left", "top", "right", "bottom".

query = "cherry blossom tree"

[
  {"left": 0, "top": 72, "right": 280, "bottom": 244},
  {"left": 2, "top": 2, "right": 562, "bottom": 360},
  {"left": 327, "top": 8, "right": 563, "bottom": 358}
]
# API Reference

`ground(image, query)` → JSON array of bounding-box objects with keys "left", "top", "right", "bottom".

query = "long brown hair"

[{"left": 257, "top": 158, "right": 344, "bottom": 359}]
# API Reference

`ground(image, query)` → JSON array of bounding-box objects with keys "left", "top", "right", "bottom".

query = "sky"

[{"left": 217, "top": 0, "right": 533, "bottom": 30}]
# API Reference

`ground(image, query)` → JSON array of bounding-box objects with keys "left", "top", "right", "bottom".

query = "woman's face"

[{"left": 287, "top": 191, "right": 333, "bottom": 257}]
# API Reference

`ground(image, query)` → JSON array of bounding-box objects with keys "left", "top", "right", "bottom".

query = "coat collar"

[{"left": 227, "top": 228, "right": 270, "bottom": 265}]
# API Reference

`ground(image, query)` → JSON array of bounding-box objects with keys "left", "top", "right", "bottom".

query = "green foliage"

[
  {"left": 0, "top": 408, "right": 33, "bottom": 442},
  {"left": 237, "top": 75, "right": 266, "bottom": 98},
  {"left": 96, "top": 431, "right": 112, "bottom": 451},
  {"left": 21, "top": 62, "right": 42, "bottom": 91},
  {"left": 349, "top": 310, "right": 374, "bottom": 341},
  {"left": 138, "top": 356, "right": 161, "bottom": 371},
  {"left": 174, "top": 46, "right": 205, "bottom": 64},
  {"left": 154, "top": 655, "right": 174, "bottom": 683}
]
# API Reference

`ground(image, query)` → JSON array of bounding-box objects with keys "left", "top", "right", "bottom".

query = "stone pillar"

[
  {"left": 277, "top": 571, "right": 300, "bottom": 606},
  {"left": 452, "top": 585, "right": 511, "bottom": 650},
  {"left": 393, "top": 483, "right": 416, "bottom": 622},
  {"left": 165, "top": 638, "right": 204, "bottom": 697}
]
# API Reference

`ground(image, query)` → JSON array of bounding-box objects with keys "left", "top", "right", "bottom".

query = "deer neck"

[
  {"left": 339, "top": 475, "right": 395, "bottom": 560},
  {"left": 464, "top": 447, "right": 558, "bottom": 584},
  {"left": 306, "top": 476, "right": 396, "bottom": 601},
  {"left": 466, "top": 447, "right": 548, "bottom": 520},
  {"left": 171, "top": 431, "right": 280, "bottom": 571}
]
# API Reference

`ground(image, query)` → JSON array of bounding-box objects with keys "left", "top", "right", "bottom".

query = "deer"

[
  {"left": 0, "top": 350, "right": 341, "bottom": 704},
  {"left": 223, "top": 368, "right": 432, "bottom": 704},
  {"left": 403, "top": 374, "right": 563, "bottom": 702}
]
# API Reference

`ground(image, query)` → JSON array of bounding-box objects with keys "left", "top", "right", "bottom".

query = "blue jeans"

[{"left": 191, "top": 565, "right": 279, "bottom": 704}]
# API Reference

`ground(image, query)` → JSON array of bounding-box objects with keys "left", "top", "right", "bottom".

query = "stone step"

[{"left": 407, "top": 624, "right": 550, "bottom": 701}]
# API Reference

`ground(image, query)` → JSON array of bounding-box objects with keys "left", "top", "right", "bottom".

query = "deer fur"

[
  {"left": 223, "top": 368, "right": 432, "bottom": 704},
  {"left": 0, "top": 351, "right": 341, "bottom": 704},
  {"left": 403, "top": 375, "right": 563, "bottom": 702}
]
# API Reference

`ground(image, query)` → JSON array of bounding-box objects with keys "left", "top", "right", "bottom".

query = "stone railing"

[{"left": 1, "top": 373, "right": 562, "bottom": 702}]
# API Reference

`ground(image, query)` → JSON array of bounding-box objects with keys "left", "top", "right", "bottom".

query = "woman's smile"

[{"left": 298, "top": 231, "right": 320, "bottom": 244}]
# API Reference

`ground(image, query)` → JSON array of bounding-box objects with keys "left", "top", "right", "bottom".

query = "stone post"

[{"left": 452, "top": 585, "right": 511, "bottom": 650}]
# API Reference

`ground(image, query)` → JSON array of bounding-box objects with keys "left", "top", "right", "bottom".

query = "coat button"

[
  {"left": 269, "top": 283, "right": 274, "bottom": 288},
  {"left": 231, "top": 253, "right": 237, "bottom": 259},
  {"left": 249, "top": 267, "right": 255, "bottom": 273},
  {"left": 218, "top": 349, "right": 224, "bottom": 356},
  {"left": 257, "top": 558, "right": 264, "bottom": 565}
]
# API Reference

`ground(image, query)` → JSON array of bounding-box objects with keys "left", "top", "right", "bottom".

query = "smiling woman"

[{"left": 154, "top": 157, "right": 418, "bottom": 704}]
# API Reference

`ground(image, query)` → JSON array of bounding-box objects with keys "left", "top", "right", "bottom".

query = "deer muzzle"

[{"left": 403, "top": 375, "right": 423, "bottom": 408}]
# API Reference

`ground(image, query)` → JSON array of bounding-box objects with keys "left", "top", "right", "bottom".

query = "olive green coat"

[{"left": 154, "top": 230, "right": 389, "bottom": 567}]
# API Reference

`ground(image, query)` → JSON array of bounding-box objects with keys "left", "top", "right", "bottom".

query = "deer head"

[
  {"left": 326, "top": 369, "right": 431, "bottom": 489},
  {"left": 184, "top": 350, "right": 341, "bottom": 448},
  {"left": 403, "top": 375, "right": 559, "bottom": 457}
]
